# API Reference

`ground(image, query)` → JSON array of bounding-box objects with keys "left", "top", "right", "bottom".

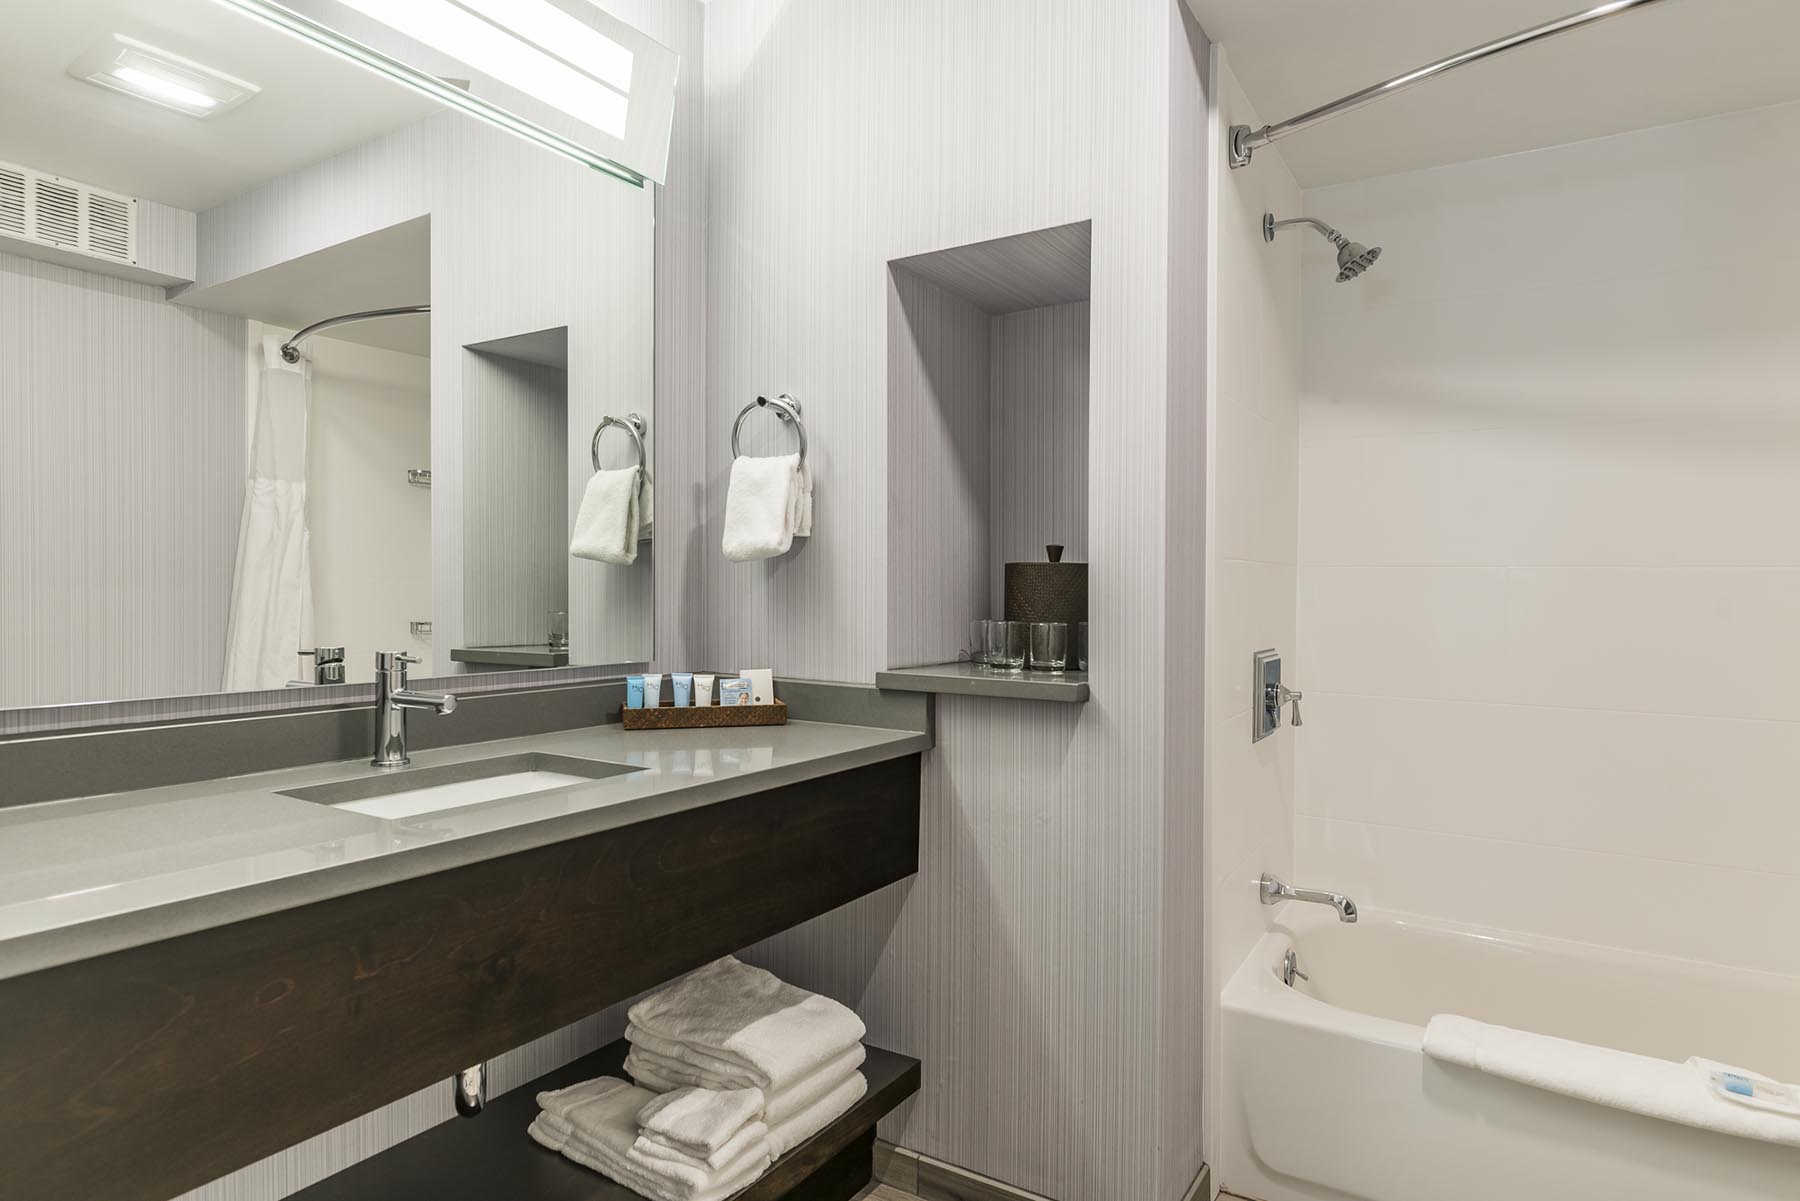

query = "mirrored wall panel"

[{"left": 0, "top": 0, "right": 662, "bottom": 711}]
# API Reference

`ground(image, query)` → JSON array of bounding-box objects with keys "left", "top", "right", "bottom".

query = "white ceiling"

[
  {"left": 0, "top": 0, "right": 443, "bottom": 211},
  {"left": 176, "top": 217, "right": 431, "bottom": 357},
  {"left": 1186, "top": 0, "right": 1800, "bottom": 188}
]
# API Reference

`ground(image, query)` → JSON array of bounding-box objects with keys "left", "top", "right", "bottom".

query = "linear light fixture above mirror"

[{"left": 211, "top": 0, "right": 650, "bottom": 186}]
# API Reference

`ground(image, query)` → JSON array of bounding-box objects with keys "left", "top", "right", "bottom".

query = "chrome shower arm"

[
  {"left": 1228, "top": 0, "right": 1680, "bottom": 168},
  {"left": 1265, "top": 215, "right": 1347, "bottom": 249}
]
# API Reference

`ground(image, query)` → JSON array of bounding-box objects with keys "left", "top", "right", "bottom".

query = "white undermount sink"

[{"left": 279, "top": 753, "right": 635, "bottom": 819}]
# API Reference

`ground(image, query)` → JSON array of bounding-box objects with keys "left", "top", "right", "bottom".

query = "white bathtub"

[{"left": 1221, "top": 906, "right": 1800, "bottom": 1201}]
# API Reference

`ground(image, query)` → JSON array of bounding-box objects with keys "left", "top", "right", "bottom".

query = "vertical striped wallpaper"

[
  {"left": 885, "top": 267, "right": 993, "bottom": 670},
  {"left": 703, "top": 2, "right": 1206, "bottom": 1199},
  {"left": 0, "top": 250, "right": 245, "bottom": 708},
  {"left": 988, "top": 301, "right": 1091, "bottom": 612}
]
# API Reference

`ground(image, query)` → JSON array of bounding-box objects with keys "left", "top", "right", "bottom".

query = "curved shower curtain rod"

[
  {"left": 279, "top": 305, "right": 431, "bottom": 363},
  {"left": 1228, "top": 0, "right": 1680, "bottom": 169}
]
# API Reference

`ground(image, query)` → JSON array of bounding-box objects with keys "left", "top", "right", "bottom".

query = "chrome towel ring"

[
  {"left": 731, "top": 393, "right": 806, "bottom": 464},
  {"left": 591, "top": 413, "right": 649, "bottom": 475}
]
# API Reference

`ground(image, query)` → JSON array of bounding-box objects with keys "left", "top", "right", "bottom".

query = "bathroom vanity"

[{"left": 0, "top": 695, "right": 929, "bottom": 1201}]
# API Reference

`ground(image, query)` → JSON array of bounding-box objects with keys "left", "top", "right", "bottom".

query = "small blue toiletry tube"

[
  {"left": 643, "top": 673, "right": 664, "bottom": 707},
  {"left": 672, "top": 673, "right": 694, "bottom": 706},
  {"left": 625, "top": 674, "right": 646, "bottom": 709},
  {"left": 720, "top": 677, "right": 754, "bottom": 706}
]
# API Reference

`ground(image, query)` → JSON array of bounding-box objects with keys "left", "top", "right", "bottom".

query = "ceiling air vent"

[{"left": 0, "top": 160, "right": 137, "bottom": 266}]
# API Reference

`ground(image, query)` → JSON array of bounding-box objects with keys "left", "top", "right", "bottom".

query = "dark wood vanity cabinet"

[{"left": 0, "top": 754, "right": 922, "bottom": 1201}]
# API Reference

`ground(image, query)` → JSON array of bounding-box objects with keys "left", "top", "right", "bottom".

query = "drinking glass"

[
  {"left": 1028, "top": 622, "right": 1070, "bottom": 673},
  {"left": 547, "top": 610, "right": 570, "bottom": 651},
  {"left": 966, "top": 619, "right": 989, "bottom": 665},
  {"left": 984, "top": 620, "right": 1027, "bottom": 671}
]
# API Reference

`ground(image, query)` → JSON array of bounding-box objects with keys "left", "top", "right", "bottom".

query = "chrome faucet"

[
  {"left": 371, "top": 651, "right": 456, "bottom": 768},
  {"left": 1260, "top": 872, "right": 1358, "bottom": 923}
]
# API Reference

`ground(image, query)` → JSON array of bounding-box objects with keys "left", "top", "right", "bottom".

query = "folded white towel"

[
  {"left": 626, "top": 1042, "right": 867, "bottom": 1125},
  {"left": 722, "top": 454, "right": 805, "bottom": 562},
  {"left": 1422, "top": 1015, "right": 1800, "bottom": 1148},
  {"left": 627, "top": 956, "right": 867, "bottom": 1093},
  {"left": 638, "top": 473, "right": 655, "bottom": 540},
  {"left": 532, "top": 1076, "right": 772, "bottom": 1201},
  {"left": 571, "top": 466, "right": 641, "bottom": 565},
  {"left": 532, "top": 1111, "right": 768, "bottom": 1201},
  {"left": 632, "top": 1119, "right": 769, "bottom": 1174},
  {"left": 637, "top": 1084, "right": 766, "bottom": 1157},
  {"left": 767, "top": 1071, "right": 867, "bottom": 1159}
]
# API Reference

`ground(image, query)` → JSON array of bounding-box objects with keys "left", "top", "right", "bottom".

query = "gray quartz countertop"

[{"left": 0, "top": 719, "right": 930, "bottom": 981}]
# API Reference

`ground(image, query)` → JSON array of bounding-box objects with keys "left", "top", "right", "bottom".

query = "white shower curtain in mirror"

[{"left": 221, "top": 336, "right": 314, "bottom": 691}]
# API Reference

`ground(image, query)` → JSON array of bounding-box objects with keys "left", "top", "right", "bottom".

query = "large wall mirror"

[{"left": 0, "top": 0, "right": 667, "bottom": 719}]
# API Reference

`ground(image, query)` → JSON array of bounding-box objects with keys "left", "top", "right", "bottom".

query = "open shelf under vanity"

[{"left": 290, "top": 1037, "right": 920, "bottom": 1201}]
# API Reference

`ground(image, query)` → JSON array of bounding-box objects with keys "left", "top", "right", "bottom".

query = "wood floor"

[{"left": 853, "top": 1186, "right": 923, "bottom": 1201}]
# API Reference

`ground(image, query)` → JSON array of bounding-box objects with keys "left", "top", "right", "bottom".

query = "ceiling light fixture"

[
  {"left": 69, "top": 36, "right": 260, "bottom": 119},
  {"left": 211, "top": 0, "right": 645, "bottom": 186}
]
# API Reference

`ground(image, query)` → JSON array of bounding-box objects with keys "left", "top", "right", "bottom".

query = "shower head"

[{"left": 1263, "top": 213, "right": 1382, "bottom": 283}]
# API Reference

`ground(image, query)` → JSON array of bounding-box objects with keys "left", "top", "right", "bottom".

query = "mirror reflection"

[{"left": 0, "top": 0, "right": 661, "bottom": 709}]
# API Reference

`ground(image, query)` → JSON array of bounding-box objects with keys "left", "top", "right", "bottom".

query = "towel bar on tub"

[
  {"left": 731, "top": 393, "right": 806, "bottom": 463},
  {"left": 591, "top": 412, "right": 649, "bottom": 477}
]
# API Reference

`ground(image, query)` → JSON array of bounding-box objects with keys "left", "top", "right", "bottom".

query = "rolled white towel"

[
  {"left": 722, "top": 454, "right": 803, "bottom": 561},
  {"left": 626, "top": 1042, "right": 867, "bottom": 1126},
  {"left": 571, "top": 466, "right": 641, "bottom": 565},
  {"left": 637, "top": 1084, "right": 766, "bottom": 1158},
  {"left": 627, "top": 957, "right": 867, "bottom": 1093}
]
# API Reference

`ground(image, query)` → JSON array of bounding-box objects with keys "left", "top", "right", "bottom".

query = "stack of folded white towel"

[
  {"left": 529, "top": 956, "right": 868, "bottom": 1200},
  {"left": 531, "top": 1076, "right": 768, "bottom": 1201},
  {"left": 626, "top": 955, "right": 867, "bottom": 1158}
]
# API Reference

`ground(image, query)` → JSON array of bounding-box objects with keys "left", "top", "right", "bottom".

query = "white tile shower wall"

[
  {"left": 1295, "top": 99, "right": 1800, "bottom": 977},
  {"left": 706, "top": 2, "right": 1207, "bottom": 1198},
  {"left": 1201, "top": 51, "right": 1302, "bottom": 1186},
  {"left": 0, "top": 250, "right": 246, "bottom": 708}
]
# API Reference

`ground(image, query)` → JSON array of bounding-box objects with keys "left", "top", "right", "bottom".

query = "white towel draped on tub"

[
  {"left": 1423, "top": 1015, "right": 1800, "bottom": 1148},
  {"left": 571, "top": 465, "right": 643, "bottom": 565}
]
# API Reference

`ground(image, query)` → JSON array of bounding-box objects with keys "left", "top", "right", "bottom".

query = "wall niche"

[{"left": 885, "top": 221, "right": 1091, "bottom": 678}]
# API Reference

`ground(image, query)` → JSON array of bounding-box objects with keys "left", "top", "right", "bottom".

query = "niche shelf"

[{"left": 882, "top": 221, "right": 1092, "bottom": 704}]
